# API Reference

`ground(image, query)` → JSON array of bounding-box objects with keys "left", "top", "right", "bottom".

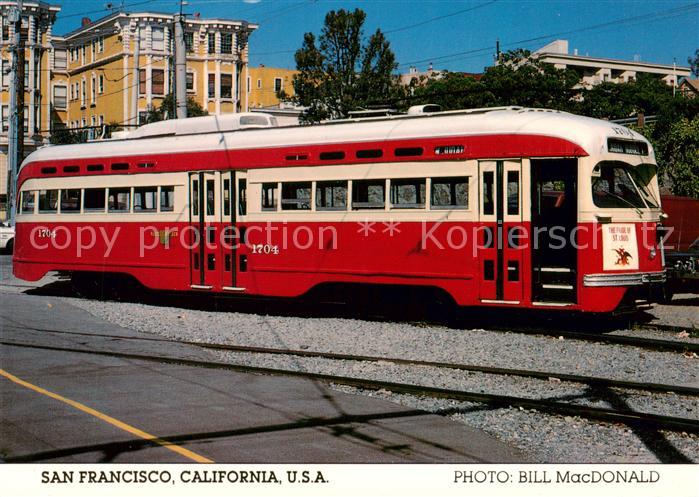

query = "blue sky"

[{"left": 53, "top": 0, "right": 698, "bottom": 73}]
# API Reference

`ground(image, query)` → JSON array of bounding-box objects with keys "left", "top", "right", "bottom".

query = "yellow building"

[
  {"left": 62, "top": 12, "right": 258, "bottom": 130},
  {"left": 0, "top": 0, "right": 61, "bottom": 218},
  {"left": 247, "top": 65, "right": 297, "bottom": 109}
]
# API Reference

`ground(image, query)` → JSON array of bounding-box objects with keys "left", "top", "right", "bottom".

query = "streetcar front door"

[
  {"left": 478, "top": 160, "right": 524, "bottom": 304},
  {"left": 189, "top": 172, "right": 221, "bottom": 290},
  {"left": 531, "top": 159, "right": 578, "bottom": 304}
]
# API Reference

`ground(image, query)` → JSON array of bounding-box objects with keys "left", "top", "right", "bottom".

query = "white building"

[{"left": 533, "top": 40, "right": 691, "bottom": 88}]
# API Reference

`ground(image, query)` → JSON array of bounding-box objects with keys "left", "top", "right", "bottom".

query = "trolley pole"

[
  {"left": 174, "top": 12, "right": 187, "bottom": 119},
  {"left": 6, "top": 0, "right": 24, "bottom": 225}
]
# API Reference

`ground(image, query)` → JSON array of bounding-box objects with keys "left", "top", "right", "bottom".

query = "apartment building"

[
  {"left": 62, "top": 12, "right": 257, "bottom": 130},
  {"left": 247, "top": 65, "right": 297, "bottom": 109},
  {"left": 533, "top": 39, "right": 691, "bottom": 88},
  {"left": 0, "top": 7, "right": 257, "bottom": 218},
  {"left": 0, "top": 1, "right": 61, "bottom": 217}
]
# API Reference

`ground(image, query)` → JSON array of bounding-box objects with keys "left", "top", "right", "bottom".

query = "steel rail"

[
  {"left": 2, "top": 339, "right": 698, "bottom": 434},
  {"left": 4, "top": 324, "right": 698, "bottom": 396}
]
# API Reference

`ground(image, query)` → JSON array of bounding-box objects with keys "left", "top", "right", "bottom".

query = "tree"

[
  {"left": 689, "top": 49, "right": 699, "bottom": 78},
  {"left": 292, "top": 9, "right": 401, "bottom": 123},
  {"left": 144, "top": 93, "right": 208, "bottom": 123},
  {"left": 407, "top": 49, "right": 580, "bottom": 112}
]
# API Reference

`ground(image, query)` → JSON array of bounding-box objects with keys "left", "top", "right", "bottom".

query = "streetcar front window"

[{"left": 592, "top": 162, "right": 658, "bottom": 209}]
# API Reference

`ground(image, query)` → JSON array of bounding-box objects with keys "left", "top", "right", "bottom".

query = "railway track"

[
  {"left": 2, "top": 324, "right": 698, "bottom": 397},
  {"left": 2, "top": 330, "right": 698, "bottom": 435}
]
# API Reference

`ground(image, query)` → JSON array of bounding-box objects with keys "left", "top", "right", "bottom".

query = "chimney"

[{"left": 81, "top": 17, "right": 92, "bottom": 27}]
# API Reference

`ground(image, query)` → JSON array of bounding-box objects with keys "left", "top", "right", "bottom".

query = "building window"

[
  {"left": 1, "top": 18, "right": 9, "bottom": 41},
  {"left": 54, "top": 49, "right": 67, "bottom": 70},
  {"left": 81, "top": 79, "right": 86, "bottom": 106},
  {"left": 257, "top": 78, "right": 261, "bottom": 89},
  {"left": 139, "top": 69, "right": 146, "bottom": 95},
  {"left": 91, "top": 74, "right": 96, "bottom": 104},
  {"left": 221, "top": 33, "right": 233, "bottom": 54},
  {"left": 220, "top": 74, "right": 233, "bottom": 99},
  {"left": 208, "top": 73, "right": 215, "bottom": 98},
  {"left": 1, "top": 60, "right": 9, "bottom": 87},
  {"left": 274, "top": 77, "right": 283, "bottom": 93},
  {"left": 152, "top": 69, "right": 165, "bottom": 95},
  {"left": 98, "top": 74, "right": 104, "bottom": 93},
  {"left": 152, "top": 27, "right": 164, "bottom": 51},
  {"left": 53, "top": 85, "right": 67, "bottom": 110},
  {"left": 184, "top": 32, "right": 194, "bottom": 52},
  {"left": 97, "top": 36, "right": 104, "bottom": 52},
  {"left": 186, "top": 72, "right": 195, "bottom": 93},
  {"left": 208, "top": 33, "right": 216, "bottom": 54},
  {"left": 1, "top": 106, "right": 8, "bottom": 132}
]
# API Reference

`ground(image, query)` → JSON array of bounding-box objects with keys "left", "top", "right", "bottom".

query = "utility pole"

[
  {"left": 173, "top": 2, "right": 187, "bottom": 119},
  {"left": 7, "top": 0, "right": 24, "bottom": 225}
]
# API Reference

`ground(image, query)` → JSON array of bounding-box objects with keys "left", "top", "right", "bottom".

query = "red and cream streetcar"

[{"left": 13, "top": 106, "right": 665, "bottom": 313}]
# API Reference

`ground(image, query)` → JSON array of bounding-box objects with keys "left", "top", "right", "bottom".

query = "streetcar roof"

[{"left": 21, "top": 107, "right": 653, "bottom": 168}]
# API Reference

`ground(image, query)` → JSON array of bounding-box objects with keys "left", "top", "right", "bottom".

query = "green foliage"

[
  {"left": 292, "top": 9, "right": 401, "bottom": 123},
  {"left": 49, "top": 127, "right": 87, "bottom": 144},
  {"left": 408, "top": 50, "right": 580, "bottom": 112},
  {"left": 635, "top": 117, "right": 699, "bottom": 198},
  {"left": 689, "top": 49, "right": 699, "bottom": 78},
  {"left": 144, "top": 93, "right": 208, "bottom": 123}
]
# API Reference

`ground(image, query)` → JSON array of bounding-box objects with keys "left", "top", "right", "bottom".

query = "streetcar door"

[
  {"left": 189, "top": 172, "right": 221, "bottom": 290},
  {"left": 478, "top": 160, "right": 524, "bottom": 304},
  {"left": 531, "top": 159, "right": 578, "bottom": 304},
  {"left": 220, "top": 170, "right": 247, "bottom": 292}
]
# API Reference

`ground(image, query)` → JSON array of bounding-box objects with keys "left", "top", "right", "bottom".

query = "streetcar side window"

[
  {"left": 352, "top": 180, "right": 385, "bottom": 209},
  {"left": 20, "top": 190, "right": 36, "bottom": 214},
  {"left": 38, "top": 189, "right": 59, "bottom": 213},
  {"left": 261, "top": 183, "right": 278, "bottom": 211},
  {"left": 390, "top": 178, "right": 425, "bottom": 209},
  {"left": 431, "top": 177, "right": 469, "bottom": 209},
  {"left": 160, "top": 186, "right": 175, "bottom": 212},
  {"left": 108, "top": 188, "right": 131, "bottom": 212},
  {"left": 507, "top": 171, "right": 520, "bottom": 216},
  {"left": 316, "top": 181, "right": 347, "bottom": 211},
  {"left": 84, "top": 188, "right": 106, "bottom": 212},
  {"left": 238, "top": 179, "right": 247, "bottom": 216},
  {"left": 281, "top": 182, "right": 311, "bottom": 211},
  {"left": 223, "top": 179, "right": 231, "bottom": 217},
  {"left": 482, "top": 172, "right": 495, "bottom": 215},
  {"left": 133, "top": 186, "right": 157, "bottom": 212},
  {"left": 191, "top": 179, "right": 199, "bottom": 216},
  {"left": 60, "top": 189, "right": 81, "bottom": 213}
]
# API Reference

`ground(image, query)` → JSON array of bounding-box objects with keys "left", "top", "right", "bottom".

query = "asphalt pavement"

[{"left": 0, "top": 255, "right": 528, "bottom": 463}]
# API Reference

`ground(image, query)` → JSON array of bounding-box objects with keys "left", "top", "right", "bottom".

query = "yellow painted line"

[{"left": 0, "top": 368, "right": 213, "bottom": 463}]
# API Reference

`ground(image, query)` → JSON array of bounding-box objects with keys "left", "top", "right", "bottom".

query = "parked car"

[{"left": 0, "top": 221, "right": 14, "bottom": 253}]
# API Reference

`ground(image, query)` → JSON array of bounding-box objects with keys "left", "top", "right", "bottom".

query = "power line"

[
  {"left": 397, "top": 2, "right": 698, "bottom": 68},
  {"left": 383, "top": 0, "right": 498, "bottom": 35}
]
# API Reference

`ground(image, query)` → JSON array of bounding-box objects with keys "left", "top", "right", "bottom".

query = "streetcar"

[{"left": 12, "top": 106, "right": 666, "bottom": 313}]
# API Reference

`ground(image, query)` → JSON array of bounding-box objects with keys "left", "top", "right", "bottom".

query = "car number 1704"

[{"left": 251, "top": 244, "right": 280, "bottom": 255}]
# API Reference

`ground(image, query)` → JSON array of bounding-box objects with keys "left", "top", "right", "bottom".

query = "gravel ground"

[
  {"left": 62, "top": 296, "right": 699, "bottom": 463},
  {"left": 1, "top": 260, "right": 696, "bottom": 463}
]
